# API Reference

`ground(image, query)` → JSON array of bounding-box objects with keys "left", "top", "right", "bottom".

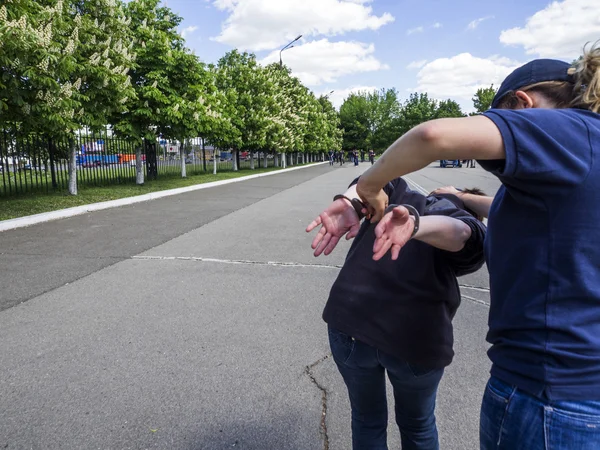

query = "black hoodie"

[{"left": 322, "top": 177, "right": 486, "bottom": 369}]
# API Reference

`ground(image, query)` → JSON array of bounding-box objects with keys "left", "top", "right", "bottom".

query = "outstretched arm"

[
  {"left": 356, "top": 115, "right": 504, "bottom": 221},
  {"left": 373, "top": 206, "right": 472, "bottom": 261},
  {"left": 431, "top": 186, "right": 495, "bottom": 218}
]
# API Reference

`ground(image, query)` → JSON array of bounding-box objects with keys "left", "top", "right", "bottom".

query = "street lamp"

[{"left": 280, "top": 34, "right": 302, "bottom": 67}]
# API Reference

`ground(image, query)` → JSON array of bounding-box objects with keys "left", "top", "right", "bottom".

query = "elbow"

[
  {"left": 447, "top": 223, "right": 472, "bottom": 252},
  {"left": 415, "top": 119, "right": 456, "bottom": 161},
  {"left": 415, "top": 121, "right": 446, "bottom": 152}
]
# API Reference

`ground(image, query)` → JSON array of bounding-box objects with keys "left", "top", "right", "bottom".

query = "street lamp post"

[{"left": 279, "top": 35, "right": 302, "bottom": 67}]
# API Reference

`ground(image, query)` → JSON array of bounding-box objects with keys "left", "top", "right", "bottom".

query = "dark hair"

[{"left": 461, "top": 188, "right": 486, "bottom": 221}]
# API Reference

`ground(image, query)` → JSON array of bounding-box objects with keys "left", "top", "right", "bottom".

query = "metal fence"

[{"left": 0, "top": 129, "right": 280, "bottom": 197}]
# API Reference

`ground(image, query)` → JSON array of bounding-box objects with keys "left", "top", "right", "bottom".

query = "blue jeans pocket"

[
  {"left": 545, "top": 403, "right": 600, "bottom": 450},
  {"left": 480, "top": 378, "right": 517, "bottom": 449},
  {"left": 486, "top": 376, "right": 515, "bottom": 404},
  {"left": 328, "top": 328, "right": 355, "bottom": 365}
]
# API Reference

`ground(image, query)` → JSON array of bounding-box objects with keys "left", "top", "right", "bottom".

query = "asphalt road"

[{"left": 0, "top": 162, "right": 501, "bottom": 450}]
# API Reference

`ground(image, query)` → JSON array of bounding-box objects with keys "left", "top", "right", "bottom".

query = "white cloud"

[
  {"left": 433, "top": 22, "right": 442, "bottom": 28},
  {"left": 181, "top": 25, "right": 199, "bottom": 39},
  {"left": 467, "top": 15, "right": 494, "bottom": 30},
  {"left": 317, "top": 86, "right": 378, "bottom": 109},
  {"left": 260, "top": 39, "right": 388, "bottom": 86},
  {"left": 413, "top": 53, "right": 521, "bottom": 110},
  {"left": 499, "top": 0, "right": 600, "bottom": 59},
  {"left": 407, "top": 26, "right": 424, "bottom": 35},
  {"left": 211, "top": 0, "right": 394, "bottom": 51},
  {"left": 407, "top": 59, "right": 428, "bottom": 70}
]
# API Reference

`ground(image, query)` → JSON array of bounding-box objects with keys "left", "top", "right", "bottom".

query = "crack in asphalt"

[
  {"left": 132, "top": 255, "right": 343, "bottom": 269},
  {"left": 306, "top": 354, "right": 332, "bottom": 450}
]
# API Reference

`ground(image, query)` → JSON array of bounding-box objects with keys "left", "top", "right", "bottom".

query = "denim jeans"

[
  {"left": 328, "top": 327, "right": 444, "bottom": 450},
  {"left": 480, "top": 376, "right": 600, "bottom": 450}
]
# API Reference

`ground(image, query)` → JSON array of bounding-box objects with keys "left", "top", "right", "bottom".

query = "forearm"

[
  {"left": 358, "top": 116, "right": 505, "bottom": 191},
  {"left": 343, "top": 184, "right": 361, "bottom": 201},
  {"left": 412, "top": 215, "right": 472, "bottom": 252},
  {"left": 461, "top": 193, "right": 494, "bottom": 218}
]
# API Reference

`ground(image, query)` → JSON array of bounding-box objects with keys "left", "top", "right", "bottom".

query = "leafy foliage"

[{"left": 472, "top": 84, "right": 497, "bottom": 113}]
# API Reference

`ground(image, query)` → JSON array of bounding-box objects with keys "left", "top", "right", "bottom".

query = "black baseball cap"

[{"left": 491, "top": 59, "right": 574, "bottom": 109}]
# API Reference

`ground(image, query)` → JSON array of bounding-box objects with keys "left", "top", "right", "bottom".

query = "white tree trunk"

[
  {"left": 232, "top": 149, "right": 238, "bottom": 171},
  {"left": 213, "top": 149, "right": 217, "bottom": 174},
  {"left": 250, "top": 152, "right": 255, "bottom": 170},
  {"left": 68, "top": 140, "right": 77, "bottom": 195},
  {"left": 136, "top": 146, "right": 144, "bottom": 185},
  {"left": 274, "top": 153, "right": 279, "bottom": 167},
  {"left": 282, "top": 153, "right": 287, "bottom": 168},
  {"left": 180, "top": 142, "right": 187, "bottom": 178},
  {"left": 264, "top": 152, "right": 268, "bottom": 168}
]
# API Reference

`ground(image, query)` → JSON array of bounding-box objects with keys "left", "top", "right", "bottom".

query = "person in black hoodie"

[{"left": 306, "top": 177, "right": 486, "bottom": 450}]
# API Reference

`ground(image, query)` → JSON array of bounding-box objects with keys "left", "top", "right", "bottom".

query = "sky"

[{"left": 164, "top": 0, "right": 600, "bottom": 111}]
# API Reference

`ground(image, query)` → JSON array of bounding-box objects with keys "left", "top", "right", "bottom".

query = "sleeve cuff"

[{"left": 481, "top": 111, "right": 518, "bottom": 178}]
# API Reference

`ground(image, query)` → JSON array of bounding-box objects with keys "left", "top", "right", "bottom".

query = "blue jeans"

[
  {"left": 328, "top": 327, "right": 444, "bottom": 450},
  {"left": 480, "top": 376, "right": 600, "bottom": 450}
]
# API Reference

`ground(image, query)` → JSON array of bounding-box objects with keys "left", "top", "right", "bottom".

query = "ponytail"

[{"left": 569, "top": 41, "right": 600, "bottom": 113}]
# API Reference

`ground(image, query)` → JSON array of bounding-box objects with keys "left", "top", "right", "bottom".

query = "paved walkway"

[{"left": 0, "top": 163, "right": 501, "bottom": 449}]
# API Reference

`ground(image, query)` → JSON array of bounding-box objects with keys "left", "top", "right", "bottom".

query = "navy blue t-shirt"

[{"left": 480, "top": 107, "right": 600, "bottom": 401}]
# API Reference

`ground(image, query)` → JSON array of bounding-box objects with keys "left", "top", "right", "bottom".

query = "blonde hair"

[
  {"left": 569, "top": 41, "right": 600, "bottom": 112},
  {"left": 496, "top": 41, "right": 600, "bottom": 112}
]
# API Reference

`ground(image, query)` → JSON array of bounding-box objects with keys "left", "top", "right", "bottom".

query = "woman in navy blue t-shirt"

[{"left": 355, "top": 45, "right": 600, "bottom": 449}]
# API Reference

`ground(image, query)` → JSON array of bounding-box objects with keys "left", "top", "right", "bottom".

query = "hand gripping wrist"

[{"left": 333, "top": 194, "right": 366, "bottom": 220}]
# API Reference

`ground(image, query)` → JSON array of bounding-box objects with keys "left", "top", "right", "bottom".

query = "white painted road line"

[{"left": 405, "top": 177, "right": 429, "bottom": 195}]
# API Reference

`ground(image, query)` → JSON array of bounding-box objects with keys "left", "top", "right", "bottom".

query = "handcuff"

[{"left": 386, "top": 203, "right": 420, "bottom": 237}]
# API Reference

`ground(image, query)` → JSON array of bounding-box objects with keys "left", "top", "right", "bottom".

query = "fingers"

[
  {"left": 323, "top": 235, "right": 340, "bottom": 256},
  {"left": 373, "top": 237, "right": 393, "bottom": 261},
  {"left": 314, "top": 231, "right": 332, "bottom": 257},
  {"left": 374, "top": 214, "right": 391, "bottom": 239},
  {"left": 311, "top": 224, "right": 327, "bottom": 250},
  {"left": 390, "top": 244, "right": 402, "bottom": 261},
  {"left": 305, "top": 216, "right": 322, "bottom": 233}
]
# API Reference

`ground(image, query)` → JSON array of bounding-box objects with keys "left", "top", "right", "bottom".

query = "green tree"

[
  {"left": 339, "top": 92, "right": 370, "bottom": 151},
  {"left": 435, "top": 99, "right": 465, "bottom": 119},
  {"left": 472, "top": 84, "right": 497, "bottom": 113},
  {"left": 0, "top": 0, "right": 136, "bottom": 194},
  {"left": 366, "top": 88, "right": 402, "bottom": 152},
  {"left": 399, "top": 92, "right": 438, "bottom": 134},
  {"left": 215, "top": 50, "right": 272, "bottom": 170}
]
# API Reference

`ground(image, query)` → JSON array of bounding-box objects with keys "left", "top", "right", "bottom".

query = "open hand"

[
  {"left": 306, "top": 199, "right": 361, "bottom": 257},
  {"left": 373, "top": 206, "right": 415, "bottom": 261}
]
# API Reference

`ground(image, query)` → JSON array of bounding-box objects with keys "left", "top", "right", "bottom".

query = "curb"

[{"left": 1, "top": 162, "right": 328, "bottom": 232}]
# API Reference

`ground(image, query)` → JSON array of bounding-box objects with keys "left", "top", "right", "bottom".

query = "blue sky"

[{"left": 164, "top": 0, "right": 598, "bottom": 111}]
